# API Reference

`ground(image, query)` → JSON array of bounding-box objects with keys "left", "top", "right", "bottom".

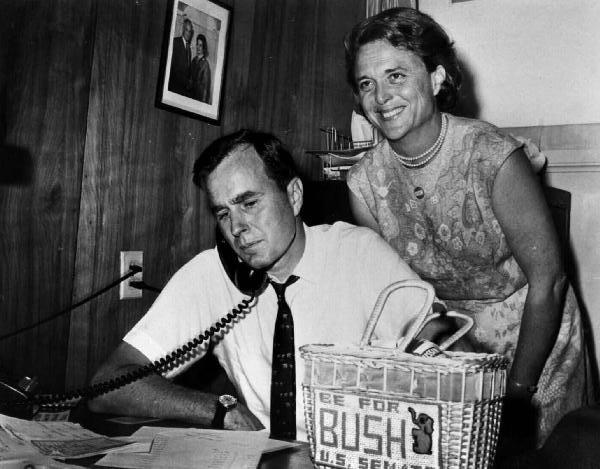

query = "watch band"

[
  {"left": 211, "top": 394, "right": 237, "bottom": 429},
  {"left": 511, "top": 380, "right": 538, "bottom": 395}
]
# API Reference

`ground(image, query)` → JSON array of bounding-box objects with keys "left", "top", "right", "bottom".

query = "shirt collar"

[{"left": 289, "top": 223, "right": 321, "bottom": 285}]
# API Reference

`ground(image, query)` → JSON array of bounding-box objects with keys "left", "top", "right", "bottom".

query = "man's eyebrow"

[
  {"left": 230, "top": 191, "right": 263, "bottom": 204},
  {"left": 386, "top": 65, "right": 407, "bottom": 73},
  {"left": 210, "top": 191, "right": 263, "bottom": 211}
]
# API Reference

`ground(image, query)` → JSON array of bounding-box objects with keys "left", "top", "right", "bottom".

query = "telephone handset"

[
  {"left": 0, "top": 373, "right": 37, "bottom": 419},
  {"left": 0, "top": 231, "right": 266, "bottom": 417}
]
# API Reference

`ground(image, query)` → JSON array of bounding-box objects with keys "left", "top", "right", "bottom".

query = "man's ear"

[
  {"left": 286, "top": 177, "right": 303, "bottom": 216},
  {"left": 430, "top": 65, "right": 446, "bottom": 97}
]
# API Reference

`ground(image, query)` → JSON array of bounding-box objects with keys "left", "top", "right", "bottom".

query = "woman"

[
  {"left": 345, "top": 7, "right": 587, "bottom": 447},
  {"left": 191, "top": 34, "right": 212, "bottom": 104}
]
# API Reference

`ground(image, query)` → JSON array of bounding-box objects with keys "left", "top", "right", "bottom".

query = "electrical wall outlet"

[{"left": 120, "top": 251, "right": 143, "bottom": 299}]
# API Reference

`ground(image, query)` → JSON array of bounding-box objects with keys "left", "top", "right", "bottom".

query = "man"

[
  {"left": 168, "top": 18, "right": 193, "bottom": 96},
  {"left": 88, "top": 130, "right": 427, "bottom": 441}
]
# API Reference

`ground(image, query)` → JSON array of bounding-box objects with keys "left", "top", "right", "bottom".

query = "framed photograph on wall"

[{"left": 157, "top": 0, "right": 231, "bottom": 124}]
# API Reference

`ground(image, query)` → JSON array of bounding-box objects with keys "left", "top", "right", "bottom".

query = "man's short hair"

[{"left": 192, "top": 129, "right": 298, "bottom": 191}]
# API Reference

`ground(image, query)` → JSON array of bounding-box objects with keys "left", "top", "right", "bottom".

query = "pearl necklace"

[{"left": 394, "top": 114, "right": 448, "bottom": 168}]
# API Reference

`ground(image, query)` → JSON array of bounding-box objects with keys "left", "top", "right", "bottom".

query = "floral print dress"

[{"left": 347, "top": 113, "right": 586, "bottom": 445}]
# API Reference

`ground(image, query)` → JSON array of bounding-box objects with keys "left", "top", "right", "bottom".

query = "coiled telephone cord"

[{"left": 3, "top": 295, "right": 255, "bottom": 409}]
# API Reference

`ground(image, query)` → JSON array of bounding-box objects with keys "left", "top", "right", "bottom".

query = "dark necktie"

[
  {"left": 270, "top": 275, "right": 299, "bottom": 440},
  {"left": 186, "top": 41, "right": 191, "bottom": 68}
]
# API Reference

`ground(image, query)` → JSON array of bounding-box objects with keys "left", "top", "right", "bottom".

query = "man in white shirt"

[{"left": 88, "top": 130, "right": 428, "bottom": 440}]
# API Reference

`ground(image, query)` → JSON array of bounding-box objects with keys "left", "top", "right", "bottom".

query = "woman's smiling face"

[{"left": 354, "top": 39, "right": 441, "bottom": 146}]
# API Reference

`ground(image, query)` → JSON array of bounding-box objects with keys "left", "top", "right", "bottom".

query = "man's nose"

[{"left": 229, "top": 211, "right": 248, "bottom": 237}]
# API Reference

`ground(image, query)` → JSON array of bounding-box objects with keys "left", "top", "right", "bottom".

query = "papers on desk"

[
  {"left": 95, "top": 427, "right": 302, "bottom": 469},
  {"left": 0, "top": 413, "right": 301, "bottom": 469},
  {"left": 0, "top": 427, "right": 79, "bottom": 468},
  {"left": 0, "top": 413, "right": 135, "bottom": 461}
]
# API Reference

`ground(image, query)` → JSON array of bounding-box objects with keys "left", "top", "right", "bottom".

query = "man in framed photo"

[{"left": 168, "top": 18, "right": 194, "bottom": 96}]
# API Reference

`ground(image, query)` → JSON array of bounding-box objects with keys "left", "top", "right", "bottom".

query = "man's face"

[
  {"left": 207, "top": 146, "right": 299, "bottom": 272},
  {"left": 183, "top": 22, "right": 193, "bottom": 42}
]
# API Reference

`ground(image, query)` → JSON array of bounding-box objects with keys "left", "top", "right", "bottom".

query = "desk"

[
  {"left": 70, "top": 407, "right": 314, "bottom": 468},
  {"left": 258, "top": 445, "right": 313, "bottom": 469},
  {"left": 71, "top": 405, "right": 600, "bottom": 468}
]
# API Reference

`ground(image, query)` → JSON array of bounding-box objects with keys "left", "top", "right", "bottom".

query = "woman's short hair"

[
  {"left": 344, "top": 7, "right": 462, "bottom": 111},
  {"left": 192, "top": 129, "right": 298, "bottom": 191}
]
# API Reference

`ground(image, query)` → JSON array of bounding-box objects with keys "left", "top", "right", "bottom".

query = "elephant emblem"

[{"left": 408, "top": 407, "right": 434, "bottom": 455}]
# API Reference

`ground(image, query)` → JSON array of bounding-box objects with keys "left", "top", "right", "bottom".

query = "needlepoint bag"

[{"left": 301, "top": 280, "right": 509, "bottom": 469}]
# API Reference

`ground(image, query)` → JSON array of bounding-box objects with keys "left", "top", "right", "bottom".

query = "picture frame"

[{"left": 157, "top": 0, "right": 232, "bottom": 124}]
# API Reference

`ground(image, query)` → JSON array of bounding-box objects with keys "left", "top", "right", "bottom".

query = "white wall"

[
  {"left": 419, "top": 0, "right": 600, "bottom": 127},
  {"left": 419, "top": 1, "right": 600, "bottom": 370}
]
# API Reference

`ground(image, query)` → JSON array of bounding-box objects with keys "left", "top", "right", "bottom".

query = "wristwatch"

[
  {"left": 211, "top": 394, "right": 237, "bottom": 429},
  {"left": 510, "top": 380, "right": 538, "bottom": 397}
]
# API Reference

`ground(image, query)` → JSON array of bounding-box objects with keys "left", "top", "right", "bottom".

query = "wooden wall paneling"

[
  {"left": 65, "top": 0, "right": 210, "bottom": 387},
  {"left": 259, "top": 0, "right": 327, "bottom": 180},
  {"left": 221, "top": 0, "right": 257, "bottom": 131},
  {"left": 0, "top": 0, "right": 96, "bottom": 392},
  {"left": 256, "top": 1, "right": 307, "bottom": 140},
  {"left": 65, "top": 0, "right": 237, "bottom": 388},
  {"left": 244, "top": 0, "right": 364, "bottom": 181},
  {"left": 65, "top": 0, "right": 136, "bottom": 389},
  {"left": 302, "top": 0, "right": 365, "bottom": 180},
  {"left": 243, "top": 0, "right": 284, "bottom": 132},
  {"left": 281, "top": 0, "right": 322, "bottom": 175}
]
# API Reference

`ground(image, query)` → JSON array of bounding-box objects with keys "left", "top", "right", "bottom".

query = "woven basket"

[{"left": 300, "top": 280, "right": 509, "bottom": 469}]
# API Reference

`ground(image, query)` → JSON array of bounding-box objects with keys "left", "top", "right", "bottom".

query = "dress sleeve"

[
  {"left": 478, "top": 129, "right": 523, "bottom": 182},
  {"left": 471, "top": 127, "right": 524, "bottom": 199}
]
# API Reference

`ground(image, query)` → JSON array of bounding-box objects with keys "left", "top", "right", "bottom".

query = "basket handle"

[
  {"left": 359, "top": 279, "right": 435, "bottom": 349},
  {"left": 407, "top": 310, "right": 474, "bottom": 351}
]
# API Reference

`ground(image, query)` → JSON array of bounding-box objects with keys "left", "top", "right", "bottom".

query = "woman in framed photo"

[{"left": 191, "top": 33, "right": 212, "bottom": 104}]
